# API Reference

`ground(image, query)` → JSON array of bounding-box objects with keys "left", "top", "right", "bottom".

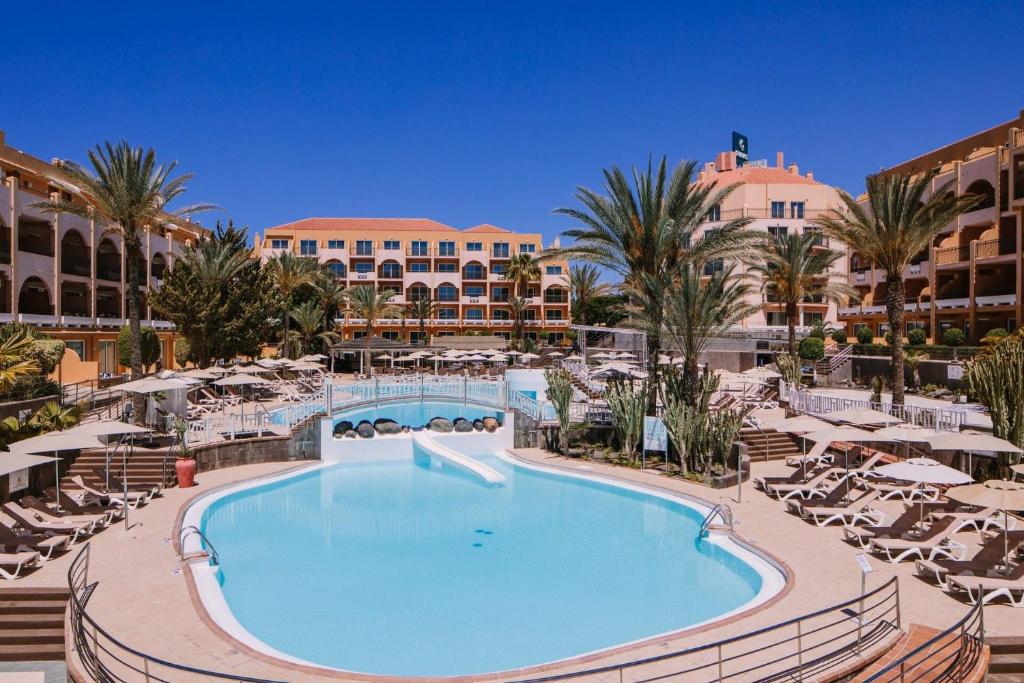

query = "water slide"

[{"left": 412, "top": 431, "right": 506, "bottom": 485}]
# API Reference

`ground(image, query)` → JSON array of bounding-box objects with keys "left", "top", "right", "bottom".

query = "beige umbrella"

[
  {"left": 591, "top": 352, "right": 613, "bottom": 359},
  {"left": 8, "top": 433, "right": 106, "bottom": 514},
  {"left": 807, "top": 426, "right": 884, "bottom": 501},
  {"left": 205, "top": 366, "right": 230, "bottom": 375},
  {"left": 117, "top": 377, "right": 190, "bottom": 393},
  {"left": 825, "top": 408, "right": 904, "bottom": 426},
  {"left": 1012, "top": 463, "right": 1024, "bottom": 479},
  {"left": 547, "top": 351, "right": 565, "bottom": 357},
  {"left": 180, "top": 368, "right": 218, "bottom": 380},
  {"left": 947, "top": 480, "right": 1024, "bottom": 574},
  {"left": 299, "top": 354, "right": 328, "bottom": 361},
  {"left": 615, "top": 352, "right": 636, "bottom": 359},
  {"left": 773, "top": 415, "right": 829, "bottom": 433},
  {"left": 875, "top": 457, "right": 973, "bottom": 526},
  {"left": 744, "top": 366, "right": 782, "bottom": 379},
  {"left": 872, "top": 424, "right": 936, "bottom": 459},
  {"left": 928, "top": 432, "right": 1023, "bottom": 454},
  {"left": 214, "top": 374, "right": 268, "bottom": 387},
  {"left": 233, "top": 364, "right": 275, "bottom": 373},
  {"left": 504, "top": 350, "right": 522, "bottom": 357}
]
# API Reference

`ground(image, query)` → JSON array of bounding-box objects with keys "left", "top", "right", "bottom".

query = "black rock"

[
  {"left": 356, "top": 420, "right": 375, "bottom": 438},
  {"left": 374, "top": 419, "right": 401, "bottom": 435},
  {"left": 428, "top": 417, "right": 454, "bottom": 432},
  {"left": 334, "top": 420, "right": 354, "bottom": 437},
  {"left": 472, "top": 419, "right": 485, "bottom": 431},
  {"left": 454, "top": 418, "right": 473, "bottom": 433}
]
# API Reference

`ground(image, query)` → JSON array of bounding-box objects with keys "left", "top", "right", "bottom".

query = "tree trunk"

[
  {"left": 682, "top": 356, "right": 700, "bottom": 407},
  {"left": 419, "top": 319, "right": 426, "bottom": 346},
  {"left": 364, "top": 323, "right": 372, "bottom": 376},
  {"left": 282, "top": 297, "right": 291, "bottom": 359},
  {"left": 886, "top": 275, "right": 906, "bottom": 407},
  {"left": 786, "top": 300, "right": 798, "bottom": 357},
  {"left": 126, "top": 241, "right": 145, "bottom": 425},
  {"left": 646, "top": 329, "right": 660, "bottom": 415}
]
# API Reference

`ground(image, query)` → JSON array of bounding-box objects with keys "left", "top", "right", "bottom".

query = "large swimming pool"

[
  {"left": 331, "top": 400, "right": 500, "bottom": 429},
  {"left": 191, "top": 437, "right": 783, "bottom": 676}
]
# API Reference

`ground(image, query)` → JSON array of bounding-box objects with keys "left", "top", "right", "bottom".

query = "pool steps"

[{"left": 412, "top": 431, "right": 506, "bottom": 485}]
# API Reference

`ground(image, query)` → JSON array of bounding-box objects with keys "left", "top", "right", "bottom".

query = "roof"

[
  {"left": 698, "top": 166, "right": 821, "bottom": 187},
  {"left": 265, "top": 218, "right": 456, "bottom": 233},
  {"left": 463, "top": 223, "right": 512, "bottom": 233}
]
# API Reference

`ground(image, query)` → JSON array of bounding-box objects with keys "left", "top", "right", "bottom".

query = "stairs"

[
  {"left": 738, "top": 427, "right": 804, "bottom": 462},
  {"left": 64, "top": 446, "right": 174, "bottom": 491},
  {"left": 987, "top": 637, "right": 1024, "bottom": 681},
  {"left": 0, "top": 587, "right": 69, "bottom": 661}
]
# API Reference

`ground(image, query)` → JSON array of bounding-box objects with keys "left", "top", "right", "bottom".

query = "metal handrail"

[
  {"left": 68, "top": 544, "right": 285, "bottom": 682},
  {"left": 179, "top": 525, "right": 220, "bottom": 565},
  {"left": 699, "top": 503, "right": 734, "bottom": 537},
  {"left": 862, "top": 600, "right": 984, "bottom": 682},
  {"left": 509, "top": 577, "right": 901, "bottom": 682}
]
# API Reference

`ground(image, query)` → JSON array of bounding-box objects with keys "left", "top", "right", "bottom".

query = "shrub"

[
  {"left": 942, "top": 328, "right": 966, "bottom": 347},
  {"left": 118, "top": 325, "right": 162, "bottom": 370},
  {"left": 856, "top": 327, "right": 874, "bottom": 345},
  {"left": 982, "top": 328, "right": 1009, "bottom": 346},
  {"left": 174, "top": 339, "right": 191, "bottom": 367},
  {"left": 831, "top": 329, "right": 847, "bottom": 344},
  {"left": 798, "top": 336, "right": 825, "bottom": 361},
  {"left": 907, "top": 328, "right": 927, "bottom": 346},
  {"left": 884, "top": 331, "right": 896, "bottom": 345}
]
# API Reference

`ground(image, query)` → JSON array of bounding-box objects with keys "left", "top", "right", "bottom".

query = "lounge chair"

[
  {"left": 867, "top": 480, "right": 940, "bottom": 502},
  {"left": 91, "top": 468, "right": 159, "bottom": 499},
  {"left": 0, "top": 521, "right": 70, "bottom": 561},
  {"left": 54, "top": 490, "right": 124, "bottom": 524},
  {"left": 842, "top": 505, "right": 925, "bottom": 549},
  {"left": 947, "top": 562, "right": 1024, "bottom": 607},
  {"left": 19, "top": 496, "right": 110, "bottom": 529},
  {"left": 755, "top": 464, "right": 828, "bottom": 491},
  {"left": 70, "top": 475, "right": 147, "bottom": 509},
  {"left": 784, "top": 480, "right": 861, "bottom": 516},
  {"left": 801, "top": 489, "right": 885, "bottom": 527},
  {"left": 2, "top": 503, "right": 93, "bottom": 544},
  {"left": 767, "top": 468, "right": 842, "bottom": 500},
  {"left": 930, "top": 507, "right": 1010, "bottom": 534},
  {"left": 784, "top": 441, "right": 831, "bottom": 467},
  {"left": 915, "top": 530, "right": 1024, "bottom": 589},
  {"left": 869, "top": 516, "right": 966, "bottom": 563},
  {"left": 0, "top": 551, "right": 40, "bottom": 580}
]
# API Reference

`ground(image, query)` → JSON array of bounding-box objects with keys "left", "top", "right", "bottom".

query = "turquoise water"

[
  {"left": 331, "top": 401, "right": 500, "bottom": 429},
  {"left": 202, "top": 453, "right": 764, "bottom": 676}
]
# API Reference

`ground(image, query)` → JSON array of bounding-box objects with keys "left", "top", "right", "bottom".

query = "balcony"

[
  {"left": 350, "top": 271, "right": 377, "bottom": 283},
  {"left": 143, "top": 320, "right": 175, "bottom": 330},
  {"left": 350, "top": 245, "right": 375, "bottom": 257},
  {"left": 488, "top": 319, "right": 513, "bottom": 326},
  {"left": 460, "top": 295, "right": 486, "bottom": 305},
  {"left": 853, "top": 271, "right": 868, "bottom": 283},
  {"left": 976, "top": 293, "right": 1016, "bottom": 307},
  {"left": 61, "top": 315, "right": 95, "bottom": 327},
  {"left": 936, "top": 297, "right": 970, "bottom": 310},
  {"left": 0, "top": 313, "right": 12, "bottom": 323},
  {"left": 96, "top": 317, "right": 126, "bottom": 328},
  {"left": 975, "top": 238, "right": 1015, "bottom": 261},
  {"left": 935, "top": 244, "right": 970, "bottom": 267},
  {"left": 17, "top": 313, "right": 58, "bottom": 325}
]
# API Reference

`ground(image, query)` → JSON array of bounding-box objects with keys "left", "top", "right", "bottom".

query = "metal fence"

[{"left": 789, "top": 389, "right": 967, "bottom": 432}]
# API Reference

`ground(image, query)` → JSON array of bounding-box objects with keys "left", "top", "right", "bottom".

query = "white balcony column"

[
  {"left": 89, "top": 213, "right": 97, "bottom": 318},
  {"left": 51, "top": 193, "right": 61, "bottom": 318},
  {"left": 7, "top": 176, "right": 17, "bottom": 316}
]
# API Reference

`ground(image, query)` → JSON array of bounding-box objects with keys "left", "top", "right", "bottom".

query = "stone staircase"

[
  {"left": 987, "top": 637, "right": 1024, "bottom": 681},
  {"left": 64, "top": 446, "right": 175, "bottom": 491},
  {"left": 738, "top": 426, "right": 804, "bottom": 462},
  {"left": 0, "top": 587, "right": 69, "bottom": 662}
]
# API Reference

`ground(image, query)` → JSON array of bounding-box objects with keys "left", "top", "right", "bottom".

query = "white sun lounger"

[
  {"left": 869, "top": 517, "right": 965, "bottom": 563},
  {"left": 0, "top": 551, "right": 41, "bottom": 580},
  {"left": 801, "top": 489, "right": 885, "bottom": 527}
]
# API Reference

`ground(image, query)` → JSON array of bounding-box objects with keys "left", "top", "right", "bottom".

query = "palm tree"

[
  {"left": 815, "top": 172, "right": 981, "bottom": 406},
  {"left": 504, "top": 253, "right": 541, "bottom": 296},
  {"left": 634, "top": 262, "right": 758, "bottom": 405},
  {"left": 507, "top": 295, "right": 530, "bottom": 347},
  {"left": 313, "top": 271, "right": 346, "bottom": 335},
  {"left": 0, "top": 328, "right": 39, "bottom": 394},
  {"left": 746, "top": 231, "right": 856, "bottom": 358},
  {"left": 904, "top": 350, "right": 929, "bottom": 391},
  {"left": 289, "top": 300, "right": 338, "bottom": 355},
  {"left": 567, "top": 263, "right": 611, "bottom": 324},
  {"left": 29, "top": 401, "right": 83, "bottom": 432},
  {"left": 344, "top": 285, "right": 400, "bottom": 374},
  {"left": 266, "top": 252, "right": 320, "bottom": 358},
  {"left": 32, "top": 141, "right": 211, "bottom": 422},
  {"left": 549, "top": 157, "right": 755, "bottom": 413},
  {"left": 408, "top": 297, "right": 438, "bottom": 346}
]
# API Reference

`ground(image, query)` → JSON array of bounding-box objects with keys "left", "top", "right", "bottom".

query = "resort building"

[
  {"left": 838, "top": 110, "right": 1024, "bottom": 343},
  {"left": 695, "top": 149, "right": 848, "bottom": 334},
  {"left": 253, "top": 218, "right": 572, "bottom": 344},
  {"left": 0, "top": 130, "right": 204, "bottom": 383}
]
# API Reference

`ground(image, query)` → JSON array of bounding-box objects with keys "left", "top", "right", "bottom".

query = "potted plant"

[{"left": 172, "top": 418, "right": 197, "bottom": 488}]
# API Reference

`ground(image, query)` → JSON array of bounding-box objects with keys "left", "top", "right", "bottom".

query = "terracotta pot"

[{"left": 175, "top": 457, "right": 197, "bottom": 488}]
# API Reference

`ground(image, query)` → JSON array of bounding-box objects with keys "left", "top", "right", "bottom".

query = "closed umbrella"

[
  {"left": 947, "top": 480, "right": 1024, "bottom": 574},
  {"left": 874, "top": 457, "right": 973, "bottom": 526},
  {"left": 825, "top": 408, "right": 904, "bottom": 426}
]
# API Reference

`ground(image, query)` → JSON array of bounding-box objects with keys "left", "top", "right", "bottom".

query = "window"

[
  {"left": 466, "top": 308, "right": 484, "bottom": 320},
  {"left": 438, "top": 241, "right": 456, "bottom": 256},
  {"left": 354, "top": 262, "right": 373, "bottom": 273},
  {"left": 493, "top": 309, "right": 510, "bottom": 320},
  {"left": 270, "top": 239, "right": 289, "bottom": 250},
  {"left": 409, "top": 262, "right": 430, "bottom": 273},
  {"left": 409, "top": 285, "right": 430, "bottom": 301},
  {"left": 770, "top": 201, "right": 786, "bottom": 219},
  {"left": 98, "top": 340, "right": 117, "bottom": 376},
  {"left": 545, "top": 265, "right": 563, "bottom": 275},
  {"left": 464, "top": 285, "right": 484, "bottom": 297},
  {"left": 707, "top": 204, "right": 721, "bottom": 222},
  {"left": 768, "top": 226, "right": 788, "bottom": 237},
  {"left": 436, "top": 262, "right": 456, "bottom": 273},
  {"left": 437, "top": 285, "right": 458, "bottom": 302},
  {"left": 353, "top": 330, "right": 366, "bottom": 340},
  {"left": 802, "top": 311, "right": 823, "bottom": 326},
  {"left": 492, "top": 286, "right": 510, "bottom": 302},
  {"left": 66, "top": 340, "right": 86, "bottom": 361},
  {"left": 383, "top": 240, "right": 400, "bottom": 250},
  {"left": 544, "top": 288, "right": 567, "bottom": 304},
  {"left": 327, "top": 262, "right": 347, "bottom": 278},
  {"left": 790, "top": 202, "right": 805, "bottom": 219},
  {"left": 519, "top": 243, "right": 536, "bottom": 253},
  {"left": 327, "top": 239, "right": 345, "bottom": 250},
  {"left": 803, "top": 226, "right": 826, "bottom": 247},
  {"left": 438, "top": 307, "right": 458, "bottom": 320},
  {"left": 382, "top": 331, "right": 399, "bottom": 341},
  {"left": 380, "top": 262, "right": 402, "bottom": 279},
  {"left": 410, "top": 331, "right": 428, "bottom": 343},
  {"left": 548, "top": 332, "right": 565, "bottom": 344},
  {"left": 703, "top": 259, "right": 724, "bottom": 275},
  {"left": 463, "top": 263, "right": 484, "bottom": 279},
  {"left": 356, "top": 240, "right": 373, "bottom": 256},
  {"left": 492, "top": 242, "right": 509, "bottom": 258},
  {"left": 545, "top": 309, "right": 564, "bottom": 321},
  {"left": 766, "top": 312, "right": 786, "bottom": 326},
  {"left": 491, "top": 263, "right": 506, "bottom": 275},
  {"left": 410, "top": 240, "right": 429, "bottom": 256},
  {"left": 523, "top": 309, "right": 537, "bottom": 320},
  {"left": 466, "top": 242, "right": 483, "bottom": 252}
]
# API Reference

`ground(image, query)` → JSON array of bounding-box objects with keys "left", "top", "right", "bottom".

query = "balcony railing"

[
  {"left": 935, "top": 244, "right": 969, "bottom": 266},
  {"left": 705, "top": 207, "right": 835, "bottom": 222},
  {"left": 935, "top": 297, "right": 970, "bottom": 309},
  {"left": 976, "top": 293, "right": 1016, "bottom": 307}
]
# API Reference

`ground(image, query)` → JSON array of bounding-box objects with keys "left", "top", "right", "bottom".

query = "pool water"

[
  {"left": 201, "top": 454, "right": 767, "bottom": 676},
  {"left": 331, "top": 400, "right": 500, "bottom": 429}
]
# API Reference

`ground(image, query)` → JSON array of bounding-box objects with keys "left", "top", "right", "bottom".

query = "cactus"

[
  {"left": 966, "top": 337, "right": 1024, "bottom": 475},
  {"left": 605, "top": 379, "right": 648, "bottom": 466},
  {"left": 544, "top": 368, "right": 575, "bottom": 455}
]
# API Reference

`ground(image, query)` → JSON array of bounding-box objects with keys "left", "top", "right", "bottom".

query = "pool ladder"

[
  {"left": 699, "top": 503, "right": 734, "bottom": 538},
  {"left": 180, "top": 525, "right": 221, "bottom": 566}
]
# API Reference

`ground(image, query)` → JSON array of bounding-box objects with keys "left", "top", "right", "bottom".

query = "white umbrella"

[
  {"left": 213, "top": 374, "right": 268, "bottom": 386},
  {"left": 299, "top": 354, "right": 328, "bottom": 361},
  {"left": 63, "top": 420, "right": 153, "bottom": 527},
  {"left": 376, "top": 353, "right": 394, "bottom": 360},
  {"left": 615, "top": 352, "right": 636, "bottom": 359},
  {"left": 825, "top": 408, "right": 904, "bottom": 426},
  {"left": 409, "top": 351, "right": 433, "bottom": 358},
  {"left": 547, "top": 351, "right": 565, "bottom": 357},
  {"left": 463, "top": 355, "right": 487, "bottom": 362},
  {"left": 233, "top": 364, "right": 275, "bottom": 373},
  {"left": 928, "top": 432, "right": 1023, "bottom": 454},
  {"left": 504, "top": 350, "right": 522, "bottom": 357},
  {"left": 873, "top": 424, "right": 935, "bottom": 442},
  {"left": 1012, "top": 463, "right": 1024, "bottom": 478},
  {"left": 744, "top": 366, "right": 782, "bottom": 379},
  {"left": 8, "top": 433, "right": 106, "bottom": 514},
  {"left": 179, "top": 368, "right": 218, "bottom": 380},
  {"left": 773, "top": 415, "right": 830, "bottom": 433},
  {"left": 490, "top": 354, "right": 509, "bottom": 362},
  {"left": 875, "top": 457, "right": 973, "bottom": 526},
  {"left": 394, "top": 354, "right": 419, "bottom": 362},
  {"left": 591, "top": 352, "right": 613, "bottom": 359},
  {"left": 947, "top": 480, "right": 1024, "bottom": 574},
  {"left": 204, "top": 366, "right": 230, "bottom": 375},
  {"left": 289, "top": 362, "right": 323, "bottom": 371},
  {"left": 520, "top": 352, "right": 539, "bottom": 361},
  {"left": 117, "top": 377, "right": 190, "bottom": 393}
]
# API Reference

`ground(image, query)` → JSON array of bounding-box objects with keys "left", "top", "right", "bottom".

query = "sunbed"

[
  {"left": 0, "top": 551, "right": 41, "bottom": 580},
  {"left": 91, "top": 468, "right": 159, "bottom": 499},
  {"left": 842, "top": 505, "right": 925, "bottom": 549},
  {"left": 915, "top": 530, "right": 1024, "bottom": 589},
  {"left": 0, "top": 521, "right": 70, "bottom": 561},
  {"left": 767, "top": 468, "right": 841, "bottom": 500},
  {"left": 867, "top": 480, "right": 940, "bottom": 502},
  {"left": 19, "top": 495, "right": 109, "bottom": 529},
  {"left": 2, "top": 503, "right": 93, "bottom": 544},
  {"left": 784, "top": 441, "right": 831, "bottom": 467},
  {"left": 930, "top": 507, "right": 1009, "bottom": 534},
  {"left": 55, "top": 490, "right": 124, "bottom": 524},
  {"left": 785, "top": 481, "right": 860, "bottom": 516},
  {"left": 947, "top": 563, "right": 1024, "bottom": 607},
  {"left": 869, "top": 516, "right": 966, "bottom": 563},
  {"left": 755, "top": 464, "right": 828, "bottom": 492},
  {"left": 69, "top": 475, "right": 147, "bottom": 509},
  {"left": 801, "top": 489, "right": 884, "bottom": 527}
]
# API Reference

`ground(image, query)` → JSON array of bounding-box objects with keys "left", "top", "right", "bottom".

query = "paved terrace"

[{"left": 16, "top": 453, "right": 1019, "bottom": 682}]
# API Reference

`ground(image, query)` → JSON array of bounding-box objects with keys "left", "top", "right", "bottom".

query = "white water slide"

[{"left": 411, "top": 431, "right": 506, "bottom": 485}]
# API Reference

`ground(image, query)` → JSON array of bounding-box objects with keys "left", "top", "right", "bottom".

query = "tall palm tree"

[
  {"left": 633, "top": 262, "right": 758, "bottom": 406},
  {"left": 746, "top": 232, "right": 856, "bottom": 358},
  {"left": 266, "top": 252, "right": 320, "bottom": 358},
  {"left": 507, "top": 295, "right": 530, "bottom": 347},
  {"left": 33, "top": 142, "right": 211, "bottom": 422},
  {"left": 0, "top": 328, "right": 39, "bottom": 394},
  {"left": 313, "top": 271, "right": 346, "bottom": 336},
  {"left": 408, "top": 297, "right": 438, "bottom": 345},
  {"left": 504, "top": 253, "right": 541, "bottom": 296},
  {"left": 549, "top": 157, "right": 755, "bottom": 413},
  {"left": 344, "top": 285, "right": 400, "bottom": 373},
  {"left": 567, "top": 263, "right": 611, "bottom": 324},
  {"left": 815, "top": 172, "right": 981, "bottom": 406},
  {"left": 289, "top": 300, "right": 338, "bottom": 355}
]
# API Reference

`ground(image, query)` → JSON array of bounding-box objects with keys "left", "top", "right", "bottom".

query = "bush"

[
  {"left": 907, "top": 328, "right": 927, "bottom": 346},
  {"left": 798, "top": 336, "right": 825, "bottom": 361},
  {"left": 831, "top": 329, "right": 847, "bottom": 344},
  {"left": 118, "top": 325, "right": 162, "bottom": 370},
  {"left": 174, "top": 339, "right": 191, "bottom": 367},
  {"left": 942, "top": 328, "right": 966, "bottom": 347},
  {"left": 884, "top": 331, "right": 896, "bottom": 345},
  {"left": 856, "top": 327, "right": 874, "bottom": 344},
  {"left": 983, "top": 328, "right": 1009, "bottom": 345}
]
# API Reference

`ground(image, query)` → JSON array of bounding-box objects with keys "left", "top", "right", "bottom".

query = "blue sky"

[{"left": 5, "top": 1, "right": 1022, "bottom": 245}]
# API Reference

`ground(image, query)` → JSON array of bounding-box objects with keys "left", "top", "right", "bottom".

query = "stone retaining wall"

[{"left": 193, "top": 418, "right": 321, "bottom": 473}]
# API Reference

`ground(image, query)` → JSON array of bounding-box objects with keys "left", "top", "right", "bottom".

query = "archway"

[
  {"left": 97, "top": 239, "right": 122, "bottom": 281},
  {"left": 61, "top": 229, "right": 90, "bottom": 276},
  {"left": 964, "top": 179, "right": 995, "bottom": 211},
  {"left": 18, "top": 277, "right": 52, "bottom": 315}
]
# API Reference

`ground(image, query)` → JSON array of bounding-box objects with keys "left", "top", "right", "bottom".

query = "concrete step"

[
  {"left": 0, "top": 613, "right": 64, "bottom": 629},
  {"left": 0, "top": 600, "right": 67, "bottom": 615},
  {"left": 990, "top": 654, "right": 1024, "bottom": 674},
  {"left": 0, "top": 643, "right": 65, "bottom": 661},
  {"left": 990, "top": 637, "right": 1024, "bottom": 654},
  {"left": 985, "top": 674, "right": 1024, "bottom": 683},
  {"left": 0, "top": 628, "right": 64, "bottom": 645},
  {"left": 0, "top": 587, "right": 68, "bottom": 600}
]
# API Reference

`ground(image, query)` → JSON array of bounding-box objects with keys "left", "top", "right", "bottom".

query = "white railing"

[
  {"left": 936, "top": 298, "right": 970, "bottom": 309},
  {"left": 976, "top": 293, "right": 1016, "bottom": 307},
  {"left": 788, "top": 389, "right": 965, "bottom": 432},
  {"left": 186, "top": 410, "right": 272, "bottom": 445}
]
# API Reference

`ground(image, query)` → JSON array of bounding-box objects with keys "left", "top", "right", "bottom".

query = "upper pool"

[
  {"left": 331, "top": 400, "right": 501, "bottom": 429},
  {"left": 193, "top": 449, "right": 782, "bottom": 677}
]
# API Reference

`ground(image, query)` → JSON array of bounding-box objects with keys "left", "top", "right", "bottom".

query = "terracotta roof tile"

[
  {"left": 265, "top": 217, "right": 456, "bottom": 232},
  {"left": 463, "top": 223, "right": 514, "bottom": 233},
  {"left": 698, "top": 166, "right": 821, "bottom": 187}
]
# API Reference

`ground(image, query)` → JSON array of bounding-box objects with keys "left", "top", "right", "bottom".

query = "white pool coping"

[{"left": 181, "top": 449, "right": 788, "bottom": 678}]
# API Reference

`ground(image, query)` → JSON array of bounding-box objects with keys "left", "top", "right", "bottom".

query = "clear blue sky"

[{"left": 5, "top": 1, "right": 1022, "bottom": 246}]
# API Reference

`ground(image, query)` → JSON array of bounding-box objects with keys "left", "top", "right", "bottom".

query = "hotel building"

[
  {"left": 0, "top": 130, "right": 205, "bottom": 383},
  {"left": 253, "top": 218, "right": 571, "bottom": 343},
  {"left": 837, "top": 110, "right": 1024, "bottom": 343},
  {"left": 695, "top": 149, "right": 848, "bottom": 333}
]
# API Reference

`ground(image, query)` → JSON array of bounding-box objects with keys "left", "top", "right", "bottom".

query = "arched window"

[
  {"left": 18, "top": 277, "right": 52, "bottom": 315},
  {"left": 964, "top": 179, "right": 995, "bottom": 211},
  {"left": 326, "top": 260, "right": 347, "bottom": 278},
  {"left": 437, "top": 283, "right": 458, "bottom": 302},
  {"left": 408, "top": 283, "right": 430, "bottom": 302}
]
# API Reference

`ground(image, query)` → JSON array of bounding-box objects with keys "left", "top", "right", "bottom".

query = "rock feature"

[
  {"left": 344, "top": 430, "right": 358, "bottom": 439},
  {"left": 472, "top": 419, "right": 485, "bottom": 431},
  {"left": 454, "top": 418, "right": 473, "bottom": 433},
  {"left": 356, "top": 420, "right": 375, "bottom": 438},
  {"left": 333, "top": 420, "right": 354, "bottom": 437},
  {"left": 482, "top": 416, "right": 499, "bottom": 432},
  {"left": 374, "top": 419, "right": 401, "bottom": 435},
  {"left": 428, "top": 417, "right": 454, "bottom": 433}
]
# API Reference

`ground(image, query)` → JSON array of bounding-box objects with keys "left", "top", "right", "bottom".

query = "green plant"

[
  {"left": 344, "top": 286, "right": 400, "bottom": 373},
  {"left": 662, "top": 399, "right": 703, "bottom": 476},
  {"left": 707, "top": 409, "right": 744, "bottom": 474},
  {"left": 856, "top": 326, "right": 874, "bottom": 345},
  {"left": 172, "top": 418, "right": 192, "bottom": 459},
  {"left": 904, "top": 350, "right": 929, "bottom": 390},
  {"left": 869, "top": 374, "right": 886, "bottom": 404},
  {"left": 408, "top": 298, "right": 438, "bottom": 347},
  {"left": 798, "top": 337, "right": 825, "bottom": 361},
  {"left": 774, "top": 352, "right": 802, "bottom": 385},
  {"left": 544, "top": 368, "right": 575, "bottom": 455},
  {"left": 604, "top": 379, "right": 648, "bottom": 466},
  {"left": 567, "top": 264, "right": 612, "bottom": 325},
  {"left": 118, "top": 325, "right": 160, "bottom": 370},
  {"left": 907, "top": 328, "right": 927, "bottom": 346},
  {"left": 966, "top": 336, "right": 1024, "bottom": 476},
  {"left": 884, "top": 331, "right": 896, "bottom": 345},
  {"left": 831, "top": 329, "right": 847, "bottom": 344},
  {"left": 942, "top": 328, "right": 966, "bottom": 347},
  {"left": 28, "top": 401, "right": 83, "bottom": 432},
  {"left": 174, "top": 339, "right": 191, "bottom": 367},
  {"left": 266, "top": 252, "right": 321, "bottom": 358},
  {"left": 921, "top": 383, "right": 941, "bottom": 395},
  {"left": 0, "top": 326, "right": 40, "bottom": 394}
]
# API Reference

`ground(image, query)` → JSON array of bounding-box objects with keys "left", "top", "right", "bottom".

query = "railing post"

[
  {"left": 717, "top": 643, "right": 724, "bottom": 681},
  {"left": 375, "top": 376, "right": 380, "bottom": 407},
  {"left": 796, "top": 620, "right": 804, "bottom": 681}
]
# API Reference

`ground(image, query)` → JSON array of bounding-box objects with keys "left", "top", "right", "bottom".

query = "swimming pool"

[
  {"left": 331, "top": 400, "right": 500, "bottom": 429},
  {"left": 187, "top": 443, "right": 784, "bottom": 676}
]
